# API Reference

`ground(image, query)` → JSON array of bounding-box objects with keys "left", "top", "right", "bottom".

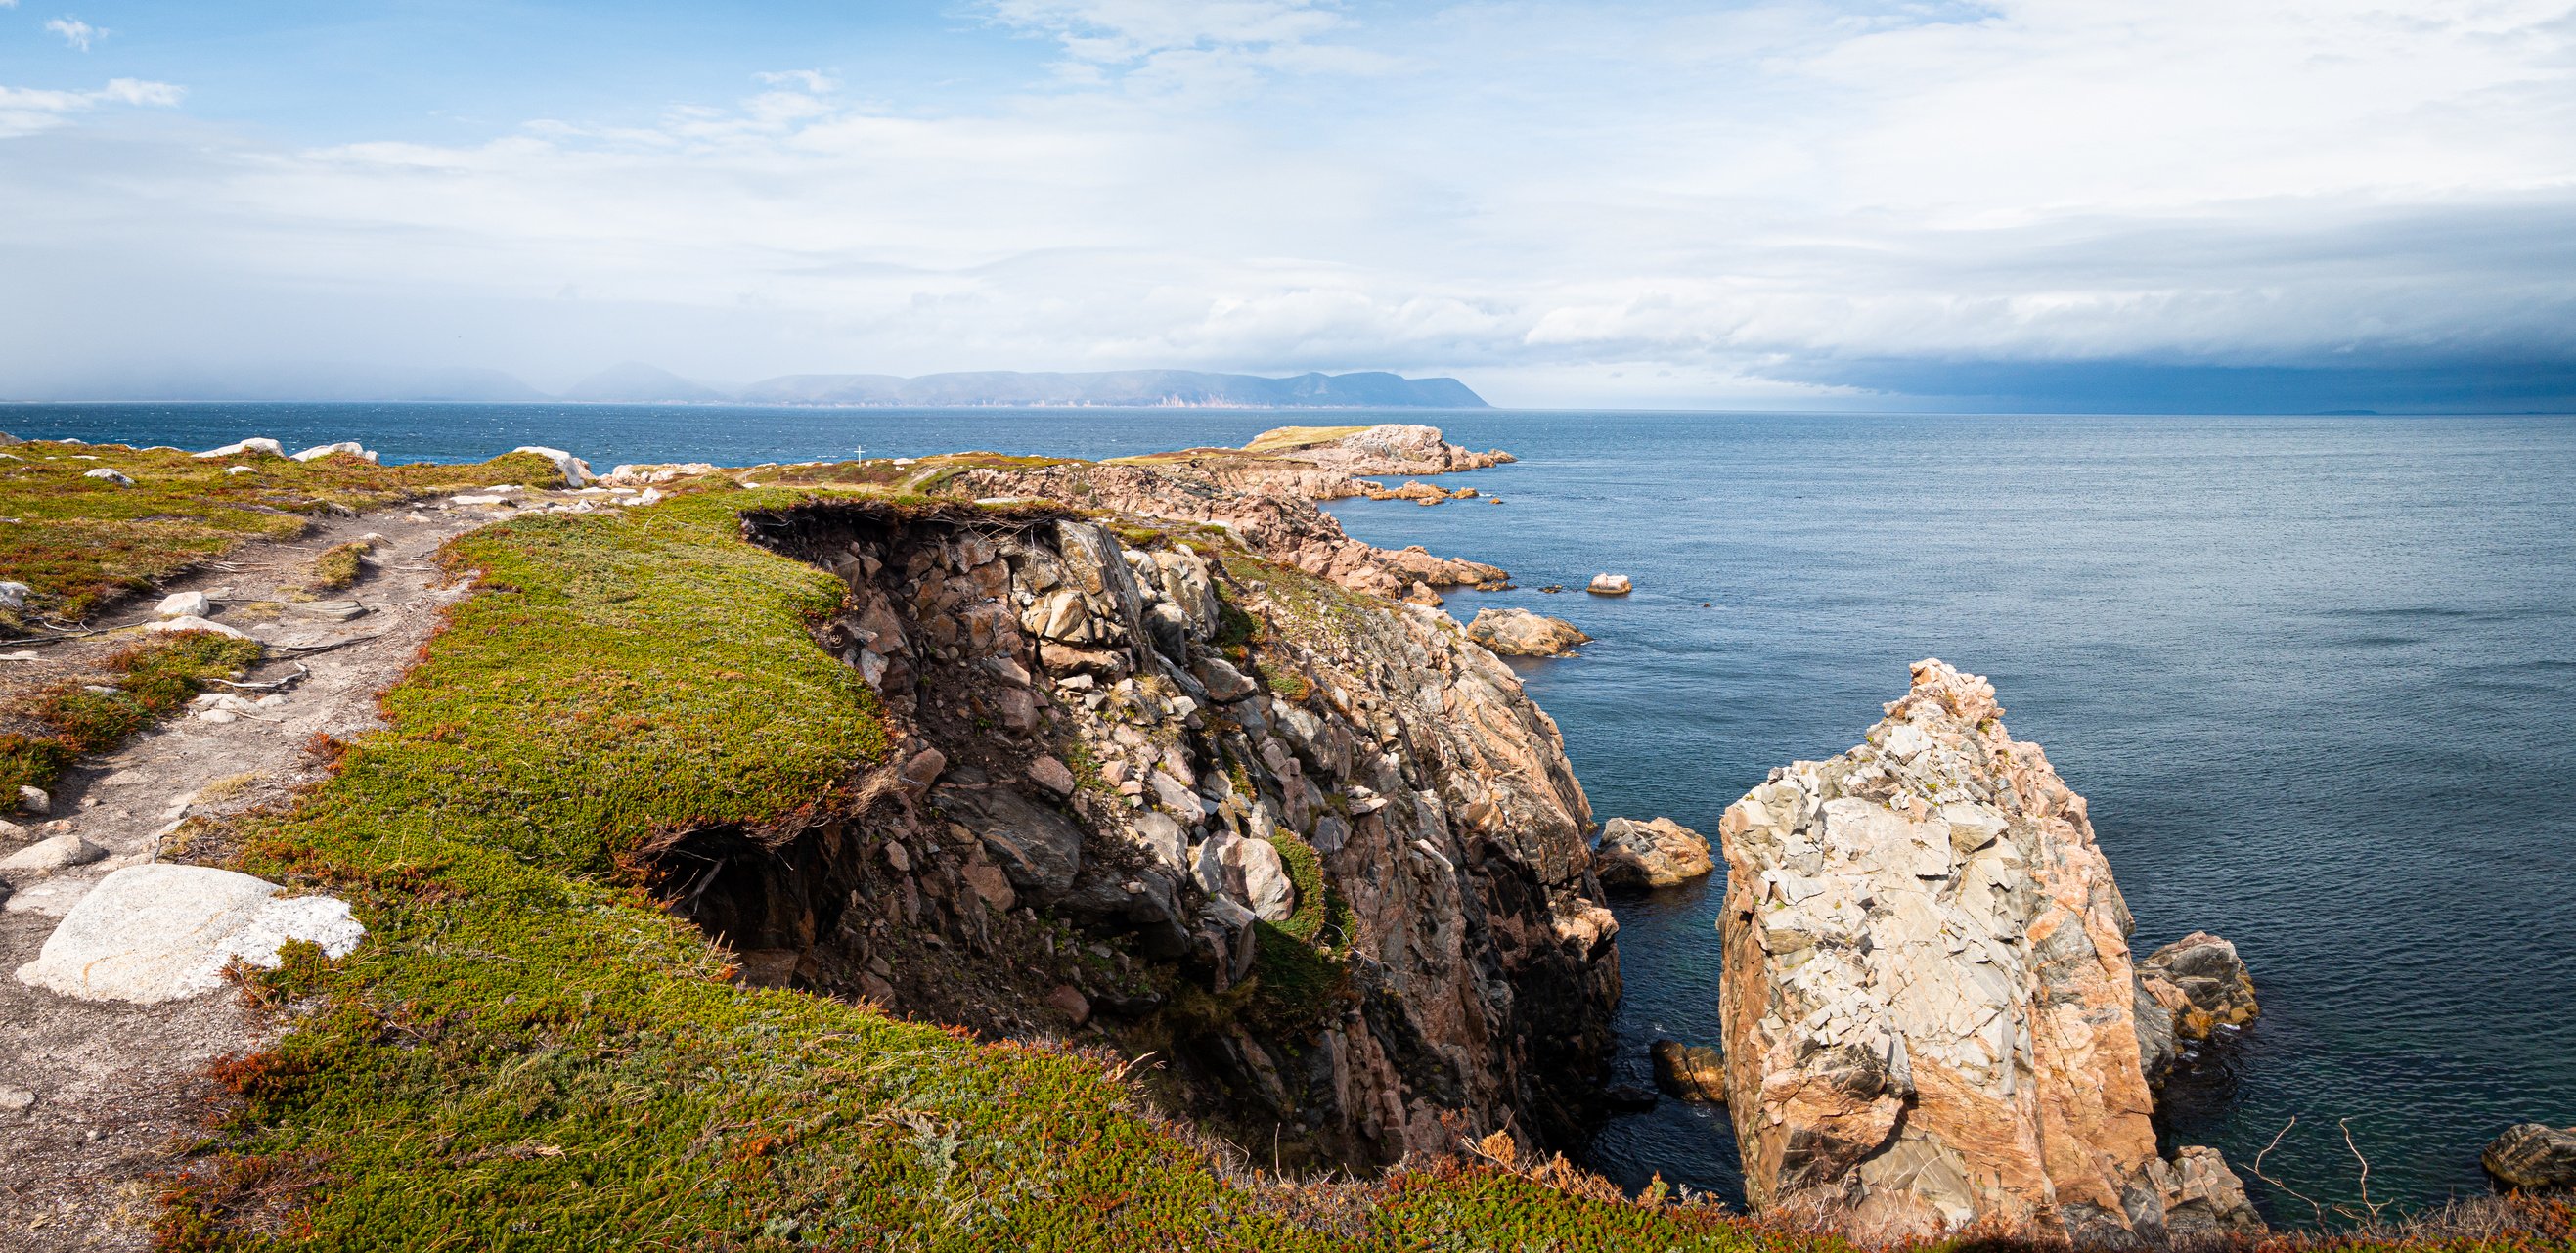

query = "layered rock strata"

[
  {"left": 693, "top": 500, "right": 1621, "bottom": 1168},
  {"left": 1716, "top": 659, "right": 2262, "bottom": 1243},
  {"left": 2484, "top": 1124, "right": 2576, "bottom": 1191}
]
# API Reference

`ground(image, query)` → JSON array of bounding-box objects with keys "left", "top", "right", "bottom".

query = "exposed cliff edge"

[
  {"left": 1716, "top": 659, "right": 2265, "bottom": 1244},
  {"left": 644, "top": 428, "right": 1621, "bottom": 1170}
]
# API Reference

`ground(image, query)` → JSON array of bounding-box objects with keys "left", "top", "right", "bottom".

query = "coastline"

[{"left": 5, "top": 418, "right": 2576, "bottom": 1242}]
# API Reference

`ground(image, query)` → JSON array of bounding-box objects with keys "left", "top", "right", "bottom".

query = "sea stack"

[{"left": 1714, "top": 659, "right": 2263, "bottom": 1243}]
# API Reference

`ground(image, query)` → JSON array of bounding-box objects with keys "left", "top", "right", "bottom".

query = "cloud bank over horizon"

[{"left": 3, "top": 0, "right": 2573, "bottom": 411}]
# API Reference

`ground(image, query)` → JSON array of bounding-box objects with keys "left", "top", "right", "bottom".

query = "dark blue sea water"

[{"left": 9, "top": 403, "right": 2572, "bottom": 1225}]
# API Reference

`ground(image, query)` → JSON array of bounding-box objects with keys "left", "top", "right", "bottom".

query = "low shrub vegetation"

[
  {"left": 0, "top": 440, "right": 557, "bottom": 627},
  {"left": 0, "top": 629, "right": 264, "bottom": 798}
]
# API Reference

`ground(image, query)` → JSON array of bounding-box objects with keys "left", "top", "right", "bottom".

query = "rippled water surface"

[{"left": 11, "top": 403, "right": 2572, "bottom": 1223}]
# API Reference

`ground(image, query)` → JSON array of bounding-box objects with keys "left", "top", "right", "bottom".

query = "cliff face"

[
  {"left": 1716, "top": 660, "right": 2261, "bottom": 1243},
  {"left": 676, "top": 496, "right": 1619, "bottom": 1169}
]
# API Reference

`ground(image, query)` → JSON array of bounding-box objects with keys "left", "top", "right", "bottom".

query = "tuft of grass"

[
  {"left": 0, "top": 629, "right": 265, "bottom": 799},
  {"left": 0, "top": 441, "right": 559, "bottom": 625},
  {"left": 304, "top": 541, "right": 372, "bottom": 593}
]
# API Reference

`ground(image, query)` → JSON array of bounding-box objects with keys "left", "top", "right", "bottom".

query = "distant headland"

[{"left": 8, "top": 365, "right": 1489, "bottom": 410}]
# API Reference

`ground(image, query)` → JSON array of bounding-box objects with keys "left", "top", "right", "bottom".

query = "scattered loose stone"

[
  {"left": 1592, "top": 817, "right": 1712, "bottom": 888},
  {"left": 148, "top": 614, "right": 254, "bottom": 641},
  {"left": 18, "top": 784, "right": 50, "bottom": 814},
  {"left": 1026, "top": 755, "right": 1077, "bottom": 797},
  {"left": 291, "top": 600, "right": 368, "bottom": 621},
  {"left": 1045, "top": 984, "right": 1092, "bottom": 1026},
  {"left": 155, "top": 591, "right": 213, "bottom": 618},
  {"left": 1586, "top": 573, "right": 1632, "bottom": 595},
  {"left": 0, "top": 1086, "right": 33, "bottom": 1113},
  {"left": 0, "top": 833, "right": 108, "bottom": 876},
  {"left": 0, "top": 580, "right": 29, "bottom": 609}
]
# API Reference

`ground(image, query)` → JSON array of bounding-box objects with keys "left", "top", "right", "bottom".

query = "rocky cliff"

[
  {"left": 654, "top": 470, "right": 1619, "bottom": 1168},
  {"left": 1715, "top": 659, "right": 2263, "bottom": 1243}
]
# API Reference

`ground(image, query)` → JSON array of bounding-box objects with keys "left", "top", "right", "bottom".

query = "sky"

[{"left": 3, "top": 0, "right": 2574, "bottom": 411}]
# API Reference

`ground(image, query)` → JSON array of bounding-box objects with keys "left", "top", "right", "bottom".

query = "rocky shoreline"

[{"left": 4, "top": 423, "right": 2564, "bottom": 1248}]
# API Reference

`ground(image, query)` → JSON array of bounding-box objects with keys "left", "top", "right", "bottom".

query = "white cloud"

[
  {"left": 1, "top": 1, "right": 2572, "bottom": 404},
  {"left": 46, "top": 17, "right": 105, "bottom": 51},
  {"left": 982, "top": 0, "right": 1397, "bottom": 95},
  {"left": 0, "top": 76, "right": 182, "bottom": 137},
  {"left": 752, "top": 69, "right": 838, "bottom": 94}
]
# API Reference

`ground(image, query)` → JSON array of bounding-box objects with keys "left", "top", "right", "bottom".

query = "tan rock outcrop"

[
  {"left": 1716, "top": 659, "right": 2262, "bottom": 1243},
  {"left": 1652, "top": 1039, "right": 1728, "bottom": 1102},
  {"left": 1466, "top": 607, "right": 1589, "bottom": 657},
  {"left": 1594, "top": 817, "right": 1712, "bottom": 888}
]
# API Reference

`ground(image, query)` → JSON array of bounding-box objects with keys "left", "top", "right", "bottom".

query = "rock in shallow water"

[
  {"left": 1465, "top": 607, "right": 1589, "bottom": 657},
  {"left": 2484, "top": 1123, "right": 2576, "bottom": 1190},
  {"left": 1650, "top": 1039, "right": 1727, "bottom": 1102},
  {"left": 1714, "top": 658, "right": 2263, "bottom": 1243},
  {"left": 1593, "top": 817, "right": 1712, "bottom": 888}
]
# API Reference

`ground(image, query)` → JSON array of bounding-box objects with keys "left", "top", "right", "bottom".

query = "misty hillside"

[{"left": 603, "top": 367, "right": 1490, "bottom": 409}]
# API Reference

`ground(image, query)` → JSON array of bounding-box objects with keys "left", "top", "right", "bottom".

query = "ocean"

[{"left": 8, "top": 402, "right": 2571, "bottom": 1223}]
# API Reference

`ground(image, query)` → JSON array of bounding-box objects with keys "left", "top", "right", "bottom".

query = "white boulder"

[
  {"left": 148, "top": 615, "right": 254, "bottom": 641},
  {"left": 155, "top": 591, "right": 213, "bottom": 619},
  {"left": 193, "top": 438, "right": 285, "bottom": 460},
  {"left": 511, "top": 445, "right": 596, "bottom": 486},
  {"left": 15, "top": 865, "right": 364, "bottom": 1004},
  {"left": 1587, "top": 573, "right": 1633, "bottom": 595},
  {"left": 0, "top": 580, "right": 28, "bottom": 610},
  {"left": 83, "top": 468, "right": 135, "bottom": 486},
  {"left": 0, "top": 834, "right": 107, "bottom": 876},
  {"left": 290, "top": 441, "right": 377, "bottom": 464}
]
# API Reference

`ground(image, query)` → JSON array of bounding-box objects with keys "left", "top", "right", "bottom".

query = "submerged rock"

[
  {"left": 1593, "top": 817, "right": 1712, "bottom": 889},
  {"left": 1714, "top": 659, "right": 2262, "bottom": 1243},
  {"left": 1465, "top": 607, "right": 1589, "bottom": 657},
  {"left": 1650, "top": 1039, "right": 1727, "bottom": 1102},
  {"left": 2484, "top": 1123, "right": 2576, "bottom": 1191}
]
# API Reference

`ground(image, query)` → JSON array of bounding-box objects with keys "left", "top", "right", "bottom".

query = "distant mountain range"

[
  {"left": 571, "top": 364, "right": 1488, "bottom": 409},
  {"left": 6, "top": 364, "right": 1488, "bottom": 409}
]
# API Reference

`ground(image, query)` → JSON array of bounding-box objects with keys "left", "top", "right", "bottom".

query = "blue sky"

[{"left": 4, "top": 0, "right": 2574, "bottom": 410}]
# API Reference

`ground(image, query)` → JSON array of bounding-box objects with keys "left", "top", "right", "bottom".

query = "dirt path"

[{"left": 0, "top": 490, "right": 593, "bottom": 1249}]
